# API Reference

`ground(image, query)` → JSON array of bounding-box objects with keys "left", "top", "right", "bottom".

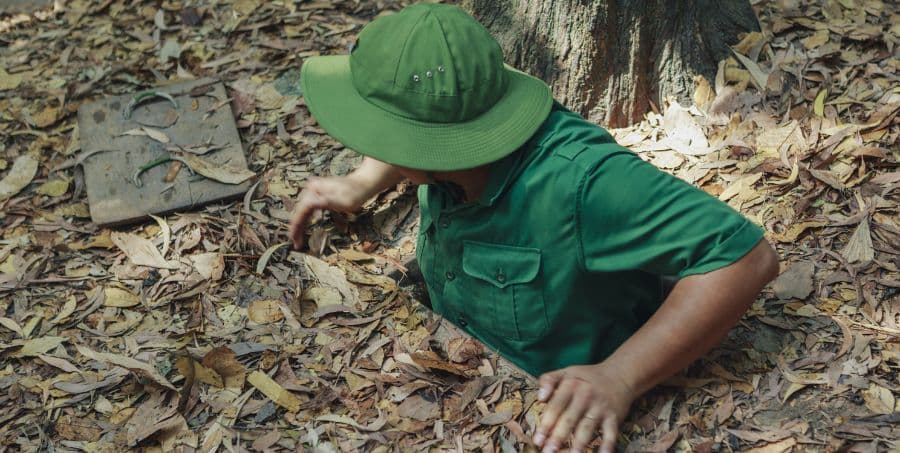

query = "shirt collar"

[
  {"left": 435, "top": 102, "right": 560, "bottom": 209},
  {"left": 477, "top": 109, "right": 556, "bottom": 207},
  {"left": 477, "top": 146, "right": 526, "bottom": 207}
]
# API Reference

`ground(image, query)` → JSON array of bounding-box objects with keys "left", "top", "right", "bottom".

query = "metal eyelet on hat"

[
  {"left": 437, "top": 65, "right": 445, "bottom": 72},
  {"left": 412, "top": 74, "right": 420, "bottom": 82},
  {"left": 426, "top": 71, "right": 433, "bottom": 78}
]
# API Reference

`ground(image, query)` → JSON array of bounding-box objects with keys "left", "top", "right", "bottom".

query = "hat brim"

[{"left": 300, "top": 55, "right": 553, "bottom": 171}]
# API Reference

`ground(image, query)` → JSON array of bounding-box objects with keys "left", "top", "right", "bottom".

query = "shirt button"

[
  {"left": 446, "top": 271, "right": 456, "bottom": 281},
  {"left": 457, "top": 316, "right": 468, "bottom": 327},
  {"left": 496, "top": 272, "right": 506, "bottom": 283},
  {"left": 439, "top": 218, "right": 450, "bottom": 228}
]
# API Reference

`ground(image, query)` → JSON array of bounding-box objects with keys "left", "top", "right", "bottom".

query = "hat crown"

[{"left": 349, "top": 3, "right": 508, "bottom": 123}]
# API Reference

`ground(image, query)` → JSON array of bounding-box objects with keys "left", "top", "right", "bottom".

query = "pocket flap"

[{"left": 462, "top": 241, "right": 541, "bottom": 289}]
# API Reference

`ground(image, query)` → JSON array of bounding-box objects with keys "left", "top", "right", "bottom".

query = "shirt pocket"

[{"left": 461, "top": 240, "right": 549, "bottom": 340}]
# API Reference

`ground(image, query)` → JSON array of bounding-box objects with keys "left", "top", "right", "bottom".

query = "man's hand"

[
  {"left": 533, "top": 363, "right": 635, "bottom": 453},
  {"left": 288, "top": 157, "right": 405, "bottom": 250},
  {"left": 531, "top": 239, "right": 779, "bottom": 453},
  {"left": 288, "top": 176, "right": 369, "bottom": 250}
]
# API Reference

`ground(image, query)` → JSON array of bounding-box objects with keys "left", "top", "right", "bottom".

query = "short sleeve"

[{"left": 578, "top": 152, "right": 764, "bottom": 278}]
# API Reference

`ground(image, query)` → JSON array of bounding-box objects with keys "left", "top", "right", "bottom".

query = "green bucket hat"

[{"left": 300, "top": 3, "right": 553, "bottom": 171}]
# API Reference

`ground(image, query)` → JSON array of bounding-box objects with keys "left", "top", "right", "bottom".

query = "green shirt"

[{"left": 416, "top": 104, "right": 764, "bottom": 377}]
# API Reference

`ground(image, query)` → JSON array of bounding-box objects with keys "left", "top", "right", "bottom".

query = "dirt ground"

[{"left": 0, "top": 0, "right": 897, "bottom": 452}]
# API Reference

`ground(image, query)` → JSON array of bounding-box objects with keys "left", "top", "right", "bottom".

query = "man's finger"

[
  {"left": 289, "top": 194, "right": 323, "bottom": 250},
  {"left": 570, "top": 407, "right": 603, "bottom": 453},
  {"left": 599, "top": 414, "right": 619, "bottom": 453},
  {"left": 537, "top": 369, "right": 565, "bottom": 402},
  {"left": 545, "top": 384, "right": 590, "bottom": 452},
  {"left": 288, "top": 201, "right": 310, "bottom": 249},
  {"left": 533, "top": 378, "right": 575, "bottom": 448}
]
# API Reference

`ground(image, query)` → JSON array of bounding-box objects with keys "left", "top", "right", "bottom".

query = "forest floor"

[{"left": 0, "top": 0, "right": 897, "bottom": 452}]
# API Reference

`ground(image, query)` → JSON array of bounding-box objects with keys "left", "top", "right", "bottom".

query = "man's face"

[{"left": 393, "top": 166, "right": 432, "bottom": 185}]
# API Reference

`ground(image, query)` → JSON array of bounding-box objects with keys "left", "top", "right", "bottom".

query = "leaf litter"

[{"left": 0, "top": 0, "right": 897, "bottom": 452}]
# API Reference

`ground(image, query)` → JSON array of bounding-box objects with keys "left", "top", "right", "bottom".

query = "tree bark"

[{"left": 461, "top": 0, "right": 760, "bottom": 128}]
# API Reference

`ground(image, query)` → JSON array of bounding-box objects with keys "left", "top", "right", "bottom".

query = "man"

[{"left": 289, "top": 4, "right": 779, "bottom": 452}]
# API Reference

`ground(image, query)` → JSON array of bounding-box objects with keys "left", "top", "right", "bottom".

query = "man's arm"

[
  {"left": 289, "top": 157, "right": 405, "bottom": 249},
  {"left": 533, "top": 239, "right": 779, "bottom": 453}
]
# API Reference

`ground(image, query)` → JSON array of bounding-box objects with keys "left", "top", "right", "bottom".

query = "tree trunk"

[{"left": 461, "top": 0, "right": 760, "bottom": 128}]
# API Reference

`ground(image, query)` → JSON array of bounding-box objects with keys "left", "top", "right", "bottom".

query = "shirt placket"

[{"left": 431, "top": 190, "right": 477, "bottom": 331}]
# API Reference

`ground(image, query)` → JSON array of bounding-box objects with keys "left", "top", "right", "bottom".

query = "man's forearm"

[
  {"left": 602, "top": 240, "right": 779, "bottom": 396},
  {"left": 347, "top": 157, "right": 406, "bottom": 201}
]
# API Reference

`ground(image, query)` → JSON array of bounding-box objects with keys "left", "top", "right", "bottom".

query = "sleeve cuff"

[{"left": 677, "top": 220, "right": 766, "bottom": 278}]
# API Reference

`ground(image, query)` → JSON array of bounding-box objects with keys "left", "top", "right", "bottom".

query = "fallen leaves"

[
  {"left": 75, "top": 345, "right": 176, "bottom": 391},
  {"left": 0, "top": 68, "right": 23, "bottom": 91},
  {"left": 841, "top": 218, "right": 875, "bottom": 264},
  {"left": 188, "top": 252, "right": 224, "bottom": 280},
  {"left": 111, "top": 231, "right": 177, "bottom": 270},
  {"left": 0, "top": 0, "right": 897, "bottom": 451},
  {"left": 742, "top": 437, "right": 797, "bottom": 453},
  {"left": 103, "top": 286, "right": 141, "bottom": 307},
  {"left": 35, "top": 177, "right": 69, "bottom": 196},
  {"left": 6, "top": 336, "right": 67, "bottom": 358},
  {"left": 862, "top": 383, "right": 896, "bottom": 415},
  {"left": 317, "top": 412, "right": 388, "bottom": 431},
  {"left": 171, "top": 151, "right": 255, "bottom": 184},
  {"left": 0, "top": 155, "right": 38, "bottom": 200},
  {"left": 247, "top": 371, "right": 301, "bottom": 412},
  {"left": 772, "top": 261, "right": 815, "bottom": 300},
  {"left": 248, "top": 299, "right": 285, "bottom": 324},
  {"left": 397, "top": 394, "right": 440, "bottom": 421},
  {"left": 200, "top": 346, "right": 246, "bottom": 390},
  {"left": 119, "top": 126, "right": 171, "bottom": 144}
]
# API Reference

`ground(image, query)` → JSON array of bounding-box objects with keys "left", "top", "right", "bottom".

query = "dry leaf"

[
  {"left": 841, "top": 219, "right": 874, "bottom": 264},
  {"left": 149, "top": 214, "right": 171, "bottom": 257},
  {"left": 661, "top": 102, "right": 712, "bottom": 155},
  {"left": 801, "top": 29, "right": 829, "bottom": 49},
  {"left": 316, "top": 412, "right": 387, "bottom": 432},
  {"left": 36, "top": 178, "right": 69, "bottom": 196},
  {"left": 719, "top": 173, "right": 763, "bottom": 202},
  {"left": 201, "top": 346, "right": 246, "bottom": 390},
  {"left": 9, "top": 336, "right": 67, "bottom": 358},
  {"left": 772, "top": 261, "right": 815, "bottom": 300},
  {"left": 302, "top": 254, "right": 359, "bottom": 305},
  {"left": 397, "top": 394, "right": 440, "bottom": 421},
  {"left": 189, "top": 252, "right": 224, "bottom": 280},
  {"left": 742, "top": 437, "right": 797, "bottom": 453},
  {"left": 172, "top": 152, "right": 255, "bottom": 184},
  {"left": 0, "top": 68, "right": 23, "bottom": 90},
  {"left": 251, "top": 430, "right": 282, "bottom": 451},
  {"left": 813, "top": 89, "right": 828, "bottom": 116},
  {"left": 119, "top": 126, "right": 170, "bottom": 144},
  {"left": 104, "top": 286, "right": 141, "bottom": 307},
  {"left": 479, "top": 399, "right": 521, "bottom": 425},
  {"left": 247, "top": 371, "right": 300, "bottom": 412},
  {"left": 256, "top": 242, "right": 287, "bottom": 274},
  {"left": 248, "top": 299, "right": 285, "bottom": 324},
  {"left": 731, "top": 48, "right": 769, "bottom": 90},
  {"left": 304, "top": 286, "right": 343, "bottom": 309},
  {"left": 111, "top": 231, "right": 178, "bottom": 269},
  {"left": 32, "top": 105, "right": 60, "bottom": 128},
  {"left": 771, "top": 221, "right": 827, "bottom": 243},
  {"left": 447, "top": 337, "right": 484, "bottom": 363},
  {"left": 0, "top": 155, "right": 39, "bottom": 200},
  {"left": 0, "top": 317, "right": 24, "bottom": 337},
  {"left": 861, "top": 383, "right": 895, "bottom": 415},
  {"left": 75, "top": 345, "right": 176, "bottom": 390},
  {"left": 37, "top": 354, "right": 81, "bottom": 373},
  {"left": 176, "top": 355, "right": 224, "bottom": 388}
]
